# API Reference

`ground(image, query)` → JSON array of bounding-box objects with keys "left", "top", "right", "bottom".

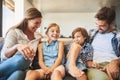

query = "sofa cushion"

[{"left": 0, "top": 37, "right": 4, "bottom": 62}]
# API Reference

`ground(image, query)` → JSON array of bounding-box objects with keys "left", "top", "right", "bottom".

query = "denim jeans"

[
  {"left": 7, "top": 70, "right": 26, "bottom": 80},
  {"left": 0, "top": 54, "right": 31, "bottom": 80}
]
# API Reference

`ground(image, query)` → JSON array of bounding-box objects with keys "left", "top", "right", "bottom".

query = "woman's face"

[
  {"left": 27, "top": 18, "right": 42, "bottom": 33},
  {"left": 73, "top": 31, "right": 86, "bottom": 45}
]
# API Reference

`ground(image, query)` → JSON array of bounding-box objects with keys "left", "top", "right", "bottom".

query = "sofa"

[{"left": 0, "top": 37, "right": 75, "bottom": 80}]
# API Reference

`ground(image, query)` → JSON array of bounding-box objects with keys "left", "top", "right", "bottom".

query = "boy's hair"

[
  {"left": 95, "top": 6, "right": 115, "bottom": 24},
  {"left": 72, "top": 27, "right": 88, "bottom": 39}
]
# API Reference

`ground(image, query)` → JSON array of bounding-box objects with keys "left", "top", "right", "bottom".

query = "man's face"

[{"left": 96, "top": 19, "right": 111, "bottom": 34}]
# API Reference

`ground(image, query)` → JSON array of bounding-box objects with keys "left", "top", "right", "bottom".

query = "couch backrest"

[{"left": 0, "top": 37, "right": 4, "bottom": 62}]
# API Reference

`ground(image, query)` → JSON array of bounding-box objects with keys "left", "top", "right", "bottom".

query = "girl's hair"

[
  {"left": 72, "top": 27, "right": 89, "bottom": 39},
  {"left": 45, "top": 23, "right": 60, "bottom": 34},
  {"left": 8, "top": 8, "right": 42, "bottom": 32}
]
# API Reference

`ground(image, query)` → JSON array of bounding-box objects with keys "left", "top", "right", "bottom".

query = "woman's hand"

[{"left": 16, "top": 44, "right": 35, "bottom": 60}]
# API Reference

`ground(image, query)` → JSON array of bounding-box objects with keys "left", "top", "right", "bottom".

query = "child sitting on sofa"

[
  {"left": 25, "top": 23, "right": 65, "bottom": 80},
  {"left": 65, "top": 27, "right": 98, "bottom": 80}
]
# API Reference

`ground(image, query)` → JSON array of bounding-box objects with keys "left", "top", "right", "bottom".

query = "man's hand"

[{"left": 103, "top": 59, "right": 120, "bottom": 80}]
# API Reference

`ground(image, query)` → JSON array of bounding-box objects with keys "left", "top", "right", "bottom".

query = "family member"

[
  {"left": 25, "top": 23, "right": 65, "bottom": 80},
  {"left": 88, "top": 6, "right": 120, "bottom": 80},
  {"left": 65, "top": 27, "right": 94, "bottom": 80},
  {"left": 0, "top": 8, "right": 42, "bottom": 80}
]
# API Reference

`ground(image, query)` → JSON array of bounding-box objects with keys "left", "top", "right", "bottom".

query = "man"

[{"left": 87, "top": 7, "right": 120, "bottom": 80}]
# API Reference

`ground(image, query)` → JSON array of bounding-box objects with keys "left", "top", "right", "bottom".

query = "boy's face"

[
  {"left": 73, "top": 31, "right": 86, "bottom": 45},
  {"left": 96, "top": 19, "right": 112, "bottom": 34}
]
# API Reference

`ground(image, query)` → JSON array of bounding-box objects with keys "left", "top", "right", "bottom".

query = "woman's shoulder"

[{"left": 7, "top": 28, "right": 21, "bottom": 34}]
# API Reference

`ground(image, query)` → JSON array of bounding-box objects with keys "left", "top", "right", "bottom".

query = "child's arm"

[
  {"left": 69, "top": 42, "right": 82, "bottom": 66},
  {"left": 38, "top": 43, "right": 48, "bottom": 70},
  {"left": 50, "top": 41, "right": 64, "bottom": 71},
  {"left": 68, "top": 42, "right": 84, "bottom": 77}
]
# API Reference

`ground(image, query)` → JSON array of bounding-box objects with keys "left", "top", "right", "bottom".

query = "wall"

[
  {"left": 40, "top": 12, "right": 96, "bottom": 37},
  {"left": 115, "top": 6, "right": 120, "bottom": 29}
]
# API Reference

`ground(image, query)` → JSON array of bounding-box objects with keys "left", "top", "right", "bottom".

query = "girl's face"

[
  {"left": 46, "top": 26, "right": 60, "bottom": 42},
  {"left": 73, "top": 31, "right": 86, "bottom": 45},
  {"left": 27, "top": 18, "right": 42, "bottom": 33}
]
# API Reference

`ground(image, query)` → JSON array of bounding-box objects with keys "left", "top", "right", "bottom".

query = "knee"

[
  {"left": 25, "top": 70, "right": 39, "bottom": 80},
  {"left": 51, "top": 70, "right": 61, "bottom": 79}
]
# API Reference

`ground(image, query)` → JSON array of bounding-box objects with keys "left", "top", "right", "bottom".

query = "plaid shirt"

[{"left": 66, "top": 42, "right": 93, "bottom": 65}]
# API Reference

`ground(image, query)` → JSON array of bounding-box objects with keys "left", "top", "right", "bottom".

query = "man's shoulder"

[
  {"left": 112, "top": 29, "right": 120, "bottom": 37},
  {"left": 89, "top": 29, "right": 98, "bottom": 37}
]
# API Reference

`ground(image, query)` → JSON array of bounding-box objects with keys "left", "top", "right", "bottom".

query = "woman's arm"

[
  {"left": 3, "top": 30, "right": 35, "bottom": 60},
  {"left": 1, "top": 30, "right": 18, "bottom": 58}
]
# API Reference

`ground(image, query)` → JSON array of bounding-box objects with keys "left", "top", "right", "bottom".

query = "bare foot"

[{"left": 68, "top": 65, "right": 84, "bottom": 77}]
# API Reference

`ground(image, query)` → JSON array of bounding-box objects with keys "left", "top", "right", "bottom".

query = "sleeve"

[
  {"left": 81, "top": 43, "right": 93, "bottom": 65},
  {"left": 1, "top": 29, "right": 18, "bottom": 61}
]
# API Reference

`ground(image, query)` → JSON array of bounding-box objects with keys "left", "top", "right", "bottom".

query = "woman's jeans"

[{"left": 0, "top": 54, "right": 31, "bottom": 80}]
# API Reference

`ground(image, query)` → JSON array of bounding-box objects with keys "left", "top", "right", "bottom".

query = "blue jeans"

[
  {"left": 7, "top": 70, "right": 26, "bottom": 80},
  {"left": 0, "top": 54, "right": 31, "bottom": 80}
]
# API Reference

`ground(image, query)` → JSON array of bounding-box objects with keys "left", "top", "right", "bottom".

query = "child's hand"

[
  {"left": 44, "top": 68, "right": 52, "bottom": 79},
  {"left": 87, "top": 61, "right": 100, "bottom": 69}
]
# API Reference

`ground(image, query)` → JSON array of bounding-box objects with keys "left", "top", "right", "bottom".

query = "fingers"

[
  {"left": 17, "top": 44, "right": 35, "bottom": 60},
  {"left": 106, "top": 66, "right": 113, "bottom": 80},
  {"left": 104, "top": 64, "right": 119, "bottom": 80},
  {"left": 91, "top": 62, "right": 100, "bottom": 69},
  {"left": 111, "top": 72, "right": 119, "bottom": 80}
]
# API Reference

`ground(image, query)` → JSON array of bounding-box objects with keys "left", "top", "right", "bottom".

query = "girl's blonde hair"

[{"left": 45, "top": 23, "right": 60, "bottom": 34}]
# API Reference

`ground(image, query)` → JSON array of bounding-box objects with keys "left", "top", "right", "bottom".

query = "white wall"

[{"left": 40, "top": 12, "right": 96, "bottom": 37}]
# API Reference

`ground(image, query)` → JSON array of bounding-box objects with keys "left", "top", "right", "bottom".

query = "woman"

[{"left": 0, "top": 8, "right": 42, "bottom": 80}]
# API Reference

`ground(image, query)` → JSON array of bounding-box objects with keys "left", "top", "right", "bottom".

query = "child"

[
  {"left": 65, "top": 27, "right": 94, "bottom": 80},
  {"left": 25, "top": 23, "right": 65, "bottom": 80}
]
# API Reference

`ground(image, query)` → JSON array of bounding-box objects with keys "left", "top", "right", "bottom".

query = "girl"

[
  {"left": 25, "top": 23, "right": 65, "bottom": 80},
  {"left": 66, "top": 27, "right": 94, "bottom": 80}
]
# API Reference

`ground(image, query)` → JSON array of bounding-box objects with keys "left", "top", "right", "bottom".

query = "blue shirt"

[{"left": 42, "top": 40, "right": 59, "bottom": 67}]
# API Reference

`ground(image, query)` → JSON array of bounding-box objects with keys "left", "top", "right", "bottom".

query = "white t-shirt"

[
  {"left": 92, "top": 32, "right": 118, "bottom": 63},
  {"left": 1, "top": 29, "right": 41, "bottom": 61}
]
